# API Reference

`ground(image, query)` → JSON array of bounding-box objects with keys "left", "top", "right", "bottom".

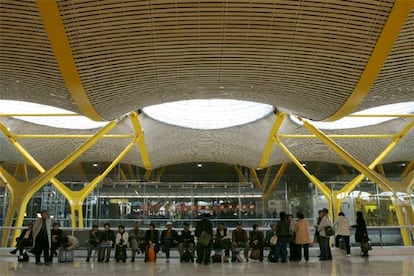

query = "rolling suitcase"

[
  {"left": 58, "top": 249, "right": 74, "bottom": 262},
  {"left": 115, "top": 245, "right": 127, "bottom": 262}
]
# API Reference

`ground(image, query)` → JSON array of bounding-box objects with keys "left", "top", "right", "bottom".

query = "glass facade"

[{"left": 1, "top": 168, "right": 412, "bottom": 247}]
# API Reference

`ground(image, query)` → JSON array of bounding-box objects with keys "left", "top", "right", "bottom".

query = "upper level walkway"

[{"left": 1, "top": 246, "right": 413, "bottom": 276}]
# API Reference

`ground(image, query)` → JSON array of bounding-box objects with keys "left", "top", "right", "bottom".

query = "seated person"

[
  {"left": 144, "top": 223, "right": 160, "bottom": 262},
  {"left": 61, "top": 235, "right": 80, "bottom": 250},
  {"left": 115, "top": 225, "right": 129, "bottom": 262},
  {"left": 265, "top": 224, "right": 278, "bottom": 256},
  {"left": 10, "top": 222, "right": 34, "bottom": 256},
  {"left": 249, "top": 224, "right": 264, "bottom": 261},
  {"left": 129, "top": 222, "right": 145, "bottom": 262},
  {"left": 231, "top": 222, "right": 250, "bottom": 262},
  {"left": 99, "top": 223, "right": 115, "bottom": 262},
  {"left": 160, "top": 222, "right": 179, "bottom": 263},
  {"left": 50, "top": 223, "right": 63, "bottom": 263},
  {"left": 178, "top": 222, "right": 195, "bottom": 262},
  {"left": 86, "top": 225, "right": 100, "bottom": 262},
  {"left": 214, "top": 222, "right": 231, "bottom": 258}
]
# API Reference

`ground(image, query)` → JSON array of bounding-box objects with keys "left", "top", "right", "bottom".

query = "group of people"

[
  {"left": 314, "top": 209, "right": 371, "bottom": 260},
  {"left": 10, "top": 209, "right": 370, "bottom": 264},
  {"left": 85, "top": 221, "right": 195, "bottom": 263},
  {"left": 9, "top": 210, "right": 79, "bottom": 265}
]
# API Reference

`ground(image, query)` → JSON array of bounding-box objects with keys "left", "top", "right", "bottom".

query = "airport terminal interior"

[{"left": 1, "top": 0, "right": 414, "bottom": 275}]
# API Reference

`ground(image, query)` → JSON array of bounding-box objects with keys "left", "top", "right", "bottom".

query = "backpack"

[
  {"left": 182, "top": 250, "right": 192, "bottom": 262},
  {"left": 212, "top": 253, "right": 222, "bottom": 263}
]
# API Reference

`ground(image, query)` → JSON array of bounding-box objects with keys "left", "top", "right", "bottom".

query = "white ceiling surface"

[
  {"left": 0, "top": 1, "right": 413, "bottom": 171},
  {"left": 1, "top": 115, "right": 412, "bottom": 170}
]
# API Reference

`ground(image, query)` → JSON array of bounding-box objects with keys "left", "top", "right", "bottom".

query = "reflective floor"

[{"left": 1, "top": 247, "right": 413, "bottom": 276}]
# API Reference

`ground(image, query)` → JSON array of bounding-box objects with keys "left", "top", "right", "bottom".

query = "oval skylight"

[
  {"left": 143, "top": 99, "right": 274, "bottom": 130},
  {"left": 290, "top": 102, "right": 414, "bottom": 129},
  {"left": 0, "top": 100, "right": 108, "bottom": 129}
]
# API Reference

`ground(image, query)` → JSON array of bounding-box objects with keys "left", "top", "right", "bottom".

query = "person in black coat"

[
  {"left": 178, "top": 222, "right": 195, "bottom": 262},
  {"left": 214, "top": 222, "right": 231, "bottom": 258},
  {"left": 98, "top": 223, "right": 115, "bottom": 262},
  {"left": 10, "top": 222, "right": 34, "bottom": 256},
  {"left": 353, "top": 211, "right": 370, "bottom": 257},
  {"left": 249, "top": 224, "right": 264, "bottom": 261},
  {"left": 160, "top": 222, "right": 179, "bottom": 262},
  {"left": 144, "top": 223, "right": 160, "bottom": 262},
  {"left": 195, "top": 213, "right": 213, "bottom": 265},
  {"left": 50, "top": 223, "right": 63, "bottom": 263}
]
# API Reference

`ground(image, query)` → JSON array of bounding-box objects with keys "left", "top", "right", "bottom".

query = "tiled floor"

[{"left": 1, "top": 247, "right": 413, "bottom": 276}]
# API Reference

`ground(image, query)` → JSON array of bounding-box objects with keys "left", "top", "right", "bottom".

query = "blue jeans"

[{"left": 273, "top": 236, "right": 289, "bottom": 262}]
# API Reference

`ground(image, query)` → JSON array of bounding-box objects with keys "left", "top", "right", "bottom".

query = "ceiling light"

[
  {"left": 197, "top": 163, "right": 203, "bottom": 168},
  {"left": 143, "top": 99, "right": 274, "bottom": 130}
]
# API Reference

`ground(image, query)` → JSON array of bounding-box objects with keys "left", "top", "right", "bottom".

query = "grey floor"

[{"left": 1, "top": 247, "right": 413, "bottom": 276}]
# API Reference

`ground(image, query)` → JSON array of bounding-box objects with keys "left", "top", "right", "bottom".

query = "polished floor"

[{"left": 1, "top": 247, "right": 413, "bottom": 276}]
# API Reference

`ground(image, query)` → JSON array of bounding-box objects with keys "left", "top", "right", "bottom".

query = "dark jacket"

[
  {"left": 100, "top": 229, "right": 115, "bottom": 246},
  {"left": 88, "top": 230, "right": 101, "bottom": 246},
  {"left": 276, "top": 219, "right": 290, "bottom": 237},
  {"left": 160, "top": 229, "right": 179, "bottom": 245},
  {"left": 145, "top": 229, "right": 160, "bottom": 245},
  {"left": 249, "top": 230, "right": 264, "bottom": 248},
  {"left": 180, "top": 230, "right": 195, "bottom": 244},
  {"left": 51, "top": 229, "right": 63, "bottom": 247},
  {"left": 354, "top": 217, "right": 368, "bottom": 243},
  {"left": 18, "top": 228, "right": 33, "bottom": 242},
  {"left": 232, "top": 228, "right": 249, "bottom": 243},
  {"left": 195, "top": 218, "right": 213, "bottom": 238}
]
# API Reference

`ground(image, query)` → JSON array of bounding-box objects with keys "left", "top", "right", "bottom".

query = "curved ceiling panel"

[
  {"left": 357, "top": 9, "right": 414, "bottom": 111},
  {"left": 0, "top": 1, "right": 79, "bottom": 113},
  {"left": 57, "top": 0, "right": 393, "bottom": 120},
  {"left": 1, "top": 114, "right": 412, "bottom": 171}
]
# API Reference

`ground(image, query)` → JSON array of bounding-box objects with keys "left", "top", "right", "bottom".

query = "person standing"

[
  {"left": 274, "top": 211, "right": 290, "bottom": 263},
  {"left": 32, "top": 210, "right": 52, "bottom": 265},
  {"left": 317, "top": 208, "right": 332, "bottom": 261},
  {"left": 334, "top": 212, "right": 351, "bottom": 256},
  {"left": 294, "top": 212, "right": 312, "bottom": 262},
  {"left": 353, "top": 211, "right": 370, "bottom": 257},
  {"left": 195, "top": 213, "right": 213, "bottom": 265}
]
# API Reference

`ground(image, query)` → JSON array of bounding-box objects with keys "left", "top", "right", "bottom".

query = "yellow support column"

[
  {"left": 393, "top": 204, "right": 412, "bottom": 246},
  {"left": 263, "top": 163, "right": 288, "bottom": 205},
  {"left": 129, "top": 112, "right": 152, "bottom": 170},
  {"left": 258, "top": 112, "right": 287, "bottom": 169},
  {"left": 302, "top": 120, "right": 393, "bottom": 190},
  {"left": 337, "top": 121, "right": 414, "bottom": 196}
]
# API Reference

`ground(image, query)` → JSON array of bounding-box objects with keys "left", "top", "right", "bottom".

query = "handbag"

[
  {"left": 148, "top": 245, "right": 156, "bottom": 262},
  {"left": 198, "top": 231, "right": 211, "bottom": 247},
  {"left": 324, "top": 225, "right": 334, "bottom": 236},
  {"left": 361, "top": 236, "right": 372, "bottom": 251},
  {"left": 250, "top": 249, "right": 261, "bottom": 260},
  {"left": 270, "top": 235, "right": 278, "bottom": 246}
]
